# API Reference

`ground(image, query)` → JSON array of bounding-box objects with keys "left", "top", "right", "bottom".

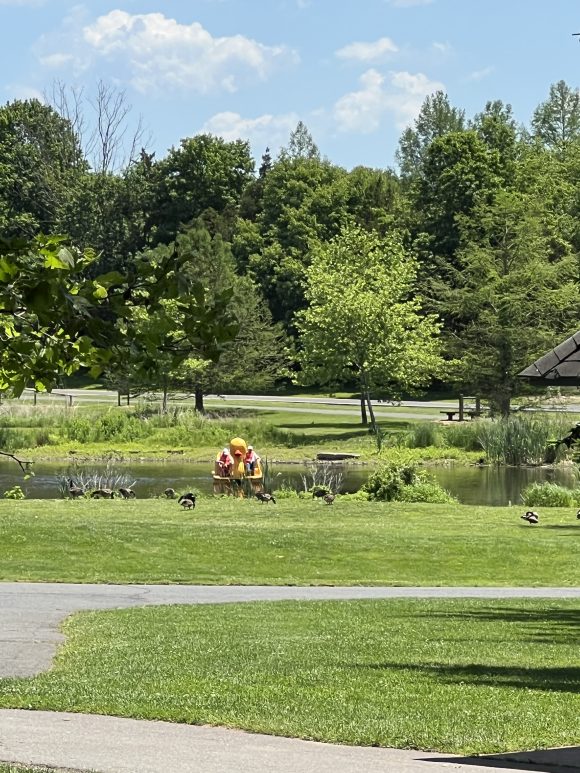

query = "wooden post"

[
  {"left": 117, "top": 391, "right": 121, "bottom": 407},
  {"left": 126, "top": 392, "right": 130, "bottom": 406},
  {"left": 475, "top": 396, "right": 481, "bottom": 415},
  {"left": 68, "top": 394, "right": 73, "bottom": 408},
  {"left": 33, "top": 390, "right": 37, "bottom": 406},
  {"left": 458, "top": 394, "right": 464, "bottom": 422}
]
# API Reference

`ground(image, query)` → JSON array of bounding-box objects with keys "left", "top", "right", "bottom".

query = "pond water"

[{"left": 0, "top": 459, "right": 578, "bottom": 506}]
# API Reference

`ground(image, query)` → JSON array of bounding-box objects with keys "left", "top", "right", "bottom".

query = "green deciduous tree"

[
  {"left": 445, "top": 191, "right": 580, "bottom": 415},
  {"left": 396, "top": 91, "right": 465, "bottom": 180},
  {"left": 532, "top": 80, "right": 580, "bottom": 151},
  {"left": 150, "top": 134, "right": 254, "bottom": 245},
  {"left": 295, "top": 225, "right": 442, "bottom": 429},
  {"left": 0, "top": 99, "right": 86, "bottom": 237}
]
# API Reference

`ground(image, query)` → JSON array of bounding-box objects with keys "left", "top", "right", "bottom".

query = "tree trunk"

[
  {"left": 360, "top": 370, "right": 377, "bottom": 434},
  {"left": 161, "top": 384, "right": 169, "bottom": 414},
  {"left": 195, "top": 383, "right": 205, "bottom": 413},
  {"left": 359, "top": 390, "right": 368, "bottom": 426},
  {"left": 366, "top": 392, "right": 377, "bottom": 434}
]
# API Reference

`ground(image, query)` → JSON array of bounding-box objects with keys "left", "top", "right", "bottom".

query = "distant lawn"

[
  {"left": 1, "top": 598, "right": 578, "bottom": 755},
  {"left": 0, "top": 498, "right": 579, "bottom": 585}
]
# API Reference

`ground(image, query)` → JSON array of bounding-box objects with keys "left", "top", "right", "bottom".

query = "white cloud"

[
  {"left": 467, "top": 66, "right": 494, "bottom": 81},
  {"left": 432, "top": 41, "right": 451, "bottom": 54},
  {"left": 5, "top": 84, "right": 44, "bottom": 101},
  {"left": 39, "top": 10, "right": 298, "bottom": 94},
  {"left": 200, "top": 111, "right": 299, "bottom": 153},
  {"left": 39, "top": 52, "right": 74, "bottom": 68},
  {"left": 336, "top": 37, "right": 398, "bottom": 62},
  {"left": 334, "top": 68, "right": 444, "bottom": 133}
]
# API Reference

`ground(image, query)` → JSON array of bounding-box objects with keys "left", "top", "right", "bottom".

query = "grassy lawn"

[
  {"left": 1, "top": 498, "right": 579, "bottom": 585},
  {"left": 0, "top": 598, "right": 577, "bottom": 755}
]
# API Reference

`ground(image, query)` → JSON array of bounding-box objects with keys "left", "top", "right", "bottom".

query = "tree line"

[{"left": 2, "top": 80, "right": 580, "bottom": 418}]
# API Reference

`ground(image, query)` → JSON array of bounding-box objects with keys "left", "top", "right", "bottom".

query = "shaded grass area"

[
  {"left": 0, "top": 599, "right": 578, "bottom": 755},
  {"left": 1, "top": 498, "right": 579, "bottom": 585}
]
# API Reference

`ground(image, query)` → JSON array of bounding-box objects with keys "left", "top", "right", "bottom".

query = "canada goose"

[
  {"left": 256, "top": 492, "right": 276, "bottom": 504},
  {"left": 164, "top": 488, "right": 177, "bottom": 499},
  {"left": 312, "top": 488, "right": 329, "bottom": 499},
  {"left": 67, "top": 479, "right": 84, "bottom": 499},
  {"left": 323, "top": 493, "right": 335, "bottom": 505},
  {"left": 576, "top": 509, "right": 580, "bottom": 520},
  {"left": 178, "top": 492, "right": 196, "bottom": 510},
  {"left": 118, "top": 487, "right": 136, "bottom": 499},
  {"left": 91, "top": 488, "right": 114, "bottom": 499},
  {"left": 521, "top": 510, "right": 539, "bottom": 525}
]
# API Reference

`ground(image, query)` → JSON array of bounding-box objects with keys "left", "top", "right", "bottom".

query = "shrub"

[
  {"left": 521, "top": 482, "right": 578, "bottom": 508},
  {"left": 397, "top": 481, "right": 457, "bottom": 504},
  {"left": 363, "top": 462, "right": 456, "bottom": 503},
  {"left": 363, "top": 463, "right": 419, "bottom": 501},
  {"left": 407, "top": 422, "right": 441, "bottom": 448},
  {"left": 3, "top": 485, "right": 25, "bottom": 500}
]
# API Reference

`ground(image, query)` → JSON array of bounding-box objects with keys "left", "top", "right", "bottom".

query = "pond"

[{"left": 0, "top": 459, "right": 578, "bottom": 506}]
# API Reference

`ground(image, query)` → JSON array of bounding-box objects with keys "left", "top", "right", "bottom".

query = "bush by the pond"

[
  {"left": 477, "top": 414, "right": 571, "bottom": 466},
  {"left": 363, "top": 462, "right": 455, "bottom": 503},
  {"left": 397, "top": 481, "right": 457, "bottom": 504},
  {"left": 521, "top": 482, "right": 580, "bottom": 508}
]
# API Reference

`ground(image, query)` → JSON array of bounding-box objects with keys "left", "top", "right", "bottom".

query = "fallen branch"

[{"left": 0, "top": 450, "right": 34, "bottom": 475}]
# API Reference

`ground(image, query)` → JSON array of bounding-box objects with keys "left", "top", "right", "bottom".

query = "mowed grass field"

[
  {"left": 1, "top": 497, "right": 579, "bottom": 585},
  {"left": 0, "top": 598, "right": 578, "bottom": 755}
]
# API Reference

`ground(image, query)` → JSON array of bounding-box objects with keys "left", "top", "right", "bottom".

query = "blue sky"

[{"left": 2, "top": 0, "right": 580, "bottom": 170}]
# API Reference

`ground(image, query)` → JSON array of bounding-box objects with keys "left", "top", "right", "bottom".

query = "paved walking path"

[
  {"left": 1, "top": 584, "right": 579, "bottom": 772},
  {"left": 1, "top": 709, "right": 577, "bottom": 773}
]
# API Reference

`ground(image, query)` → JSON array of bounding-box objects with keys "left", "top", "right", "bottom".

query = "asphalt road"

[{"left": 1, "top": 584, "right": 579, "bottom": 773}]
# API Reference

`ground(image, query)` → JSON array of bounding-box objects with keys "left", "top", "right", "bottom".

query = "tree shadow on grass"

[
  {"left": 423, "top": 747, "right": 580, "bottom": 772},
  {"left": 354, "top": 660, "right": 580, "bottom": 693},
  {"left": 397, "top": 605, "right": 580, "bottom": 647}
]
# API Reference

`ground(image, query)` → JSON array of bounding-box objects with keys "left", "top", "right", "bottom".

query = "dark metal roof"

[{"left": 518, "top": 331, "right": 580, "bottom": 385}]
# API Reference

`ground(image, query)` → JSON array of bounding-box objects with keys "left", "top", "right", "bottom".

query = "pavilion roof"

[{"left": 518, "top": 331, "right": 580, "bottom": 386}]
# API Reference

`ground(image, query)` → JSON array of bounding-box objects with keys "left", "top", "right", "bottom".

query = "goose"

[
  {"left": 178, "top": 492, "right": 196, "bottom": 510},
  {"left": 68, "top": 479, "right": 84, "bottom": 499},
  {"left": 164, "top": 488, "right": 177, "bottom": 499},
  {"left": 312, "top": 488, "right": 329, "bottom": 500},
  {"left": 521, "top": 510, "right": 539, "bottom": 525},
  {"left": 118, "top": 487, "right": 136, "bottom": 499},
  {"left": 323, "top": 493, "right": 335, "bottom": 505},
  {"left": 576, "top": 509, "right": 580, "bottom": 520},
  {"left": 256, "top": 492, "right": 276, "bottom": 504},
  {"left": 91, "top": 488, "right": 114, "bottom": 499}
]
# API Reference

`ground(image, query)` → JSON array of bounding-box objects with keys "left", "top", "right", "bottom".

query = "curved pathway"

[
  {"left": 3, "top": 583, "right": 580, "bottom": 678},
  {"left": 1, "top": 584, "right": 579, "bottom": 773}
]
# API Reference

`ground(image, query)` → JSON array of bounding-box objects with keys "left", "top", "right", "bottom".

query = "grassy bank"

[
  {"left": 1, "top": 498, "right": 579, "bottom": 585},
  {"left": 0, "top": 598, "right": 578, "bottom": 755},
  {"left": 0, "top": 401, "right": 484, "bottom": 464}
]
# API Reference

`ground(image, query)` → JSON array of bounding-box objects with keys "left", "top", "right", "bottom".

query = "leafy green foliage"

[
  {"left": 296, "top": 225, "right": 442, "bottom": 408},
  {"left": 521, "top": 482, "right": 579, "bottom": 508},
  {"left": 363, "top": 462, "right": 455, "bottom": 503},
  {"left": 3, "top": 485, "right": 25, "bottom": 500}
]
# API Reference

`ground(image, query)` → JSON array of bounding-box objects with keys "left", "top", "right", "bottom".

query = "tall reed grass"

[{"left": 476, "top": 414, "right": 572, "bottom": 466}]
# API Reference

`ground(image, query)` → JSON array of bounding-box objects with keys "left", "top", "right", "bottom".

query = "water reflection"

[{"left": 0, "top": 460, "right": 577, "bottom": 506}]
